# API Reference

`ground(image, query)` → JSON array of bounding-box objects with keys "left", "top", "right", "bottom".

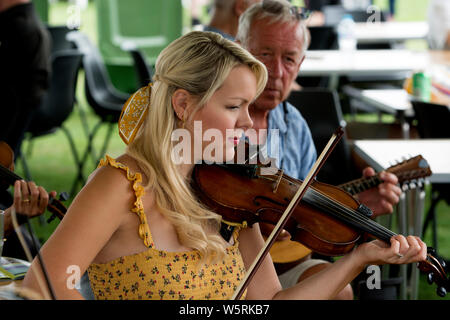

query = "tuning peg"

[
  {"left": 59, "top": 191, "right": 69, "bottom": 201},
  {"left": 437, "top": 286, "right": 447, "bottom": 297},
  {"left": 47, "top": 214, "right": 57, "bottom": 224},
  {"left": 427, "top": 273, "right": 434, "bottom": 285},
  {"left": 438, "top": 258, "right": 446, "bottom": 269}
]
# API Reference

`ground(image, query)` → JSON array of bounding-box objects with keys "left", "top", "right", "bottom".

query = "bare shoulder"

[{"left": 65, "top": 154, "right": 142, "bottom": 224}]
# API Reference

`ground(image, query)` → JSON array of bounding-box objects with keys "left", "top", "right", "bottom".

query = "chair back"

[
  {"left": 47, "top": 25, "right": 73, "bottom": 54},
  {"left": 28, "top": 49, "right": 83, "bottom": 135},
  {"left": 67, "top": 31, "right": 128, "bottom": 121},
  {"left": 121, "top": 42, "right": 153, "bottom": 88},
  {"left": 287, "top": 88, "right": 355, "bottom": 185},
  {"left": 412, "top": 101, "right": 450, "bottom": 139},
  {"left": 28, "top": 49, "right": 83, "bottom": 136}
]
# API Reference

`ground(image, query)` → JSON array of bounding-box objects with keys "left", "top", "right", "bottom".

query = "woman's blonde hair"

[{"left": 126, "top": 31, "right": 267, "bottom": 264}]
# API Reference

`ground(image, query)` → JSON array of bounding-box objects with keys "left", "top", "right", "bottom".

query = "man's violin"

[
  {"left": 191, "top": 141, "right": 449, "bottom": 298},
  {"left": 0, "top": 141, "right": 67, "bottom": 222}
]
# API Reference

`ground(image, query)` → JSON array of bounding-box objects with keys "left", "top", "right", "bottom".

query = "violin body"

[{"left": 193, "top": 163, "right": 362, "bottom": 256}]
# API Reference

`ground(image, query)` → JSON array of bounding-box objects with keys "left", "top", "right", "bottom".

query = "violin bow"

[{"left": 231, "top": 127, "right": 345, "bottom": 300}]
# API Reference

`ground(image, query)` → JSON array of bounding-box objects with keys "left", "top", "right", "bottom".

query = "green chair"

[{"left": 95, "top": 0, "right": 182, "bottom": 93}]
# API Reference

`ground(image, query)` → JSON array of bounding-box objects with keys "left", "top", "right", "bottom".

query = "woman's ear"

[{"left": 172, "top": 89, "right": 192, "bottom": 120}]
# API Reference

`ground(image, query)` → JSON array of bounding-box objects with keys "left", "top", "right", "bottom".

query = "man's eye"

[{"left": 285, "top": 57, "right": 296, "bottom": 64}]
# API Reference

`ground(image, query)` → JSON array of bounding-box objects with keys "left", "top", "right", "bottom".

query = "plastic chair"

[
  {"left": 287, "top": 88, "right": 356, "bottom": 185},
  {"left": 95, "top": 0, "right": 182, "bottom": 92},
  {"left": 412, "top": 100, "right": 450, "bottom": 253},
  {"left": 46, "top": 25, "right": 74, "bottom": 53},
  {"left": 66, "top": 31, "right": 129, "bottom": 195},
  {"left": 121, "top": 42, "right": 153, "bottom": 88},
  {"left": 20, "top": 49, "right": 83, "bottom": 184}
]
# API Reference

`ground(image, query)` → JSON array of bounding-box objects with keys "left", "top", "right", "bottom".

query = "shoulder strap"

[{"left": 98, "top": 155, "right": 154, "bottom": 248}]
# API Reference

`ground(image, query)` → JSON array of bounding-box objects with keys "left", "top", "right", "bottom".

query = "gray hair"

[{"left": 236, "top": 0, "right": 310, "bottom": 54}]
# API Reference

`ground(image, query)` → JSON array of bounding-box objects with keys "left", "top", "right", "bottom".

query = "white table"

[
  {"left": 353, "top": 139, "right": 450, "bottom": 299},
  {"left": 299, "top": 49, "right": 429, "bottom": 89},
  {"left": 343, "top": 88, "right": 413, "bottom": 138},
  {"left": 356, "top": 89, "right": 411, "bottom": 113},
  {"left": 354, "top": 22, "right": 429, "bottom": 45},
  {"left": 353, "top": 139, "right": 450, "bottom": 184},
  {"left": 300, "top": 50, "right": 428, "bottom": 77}
]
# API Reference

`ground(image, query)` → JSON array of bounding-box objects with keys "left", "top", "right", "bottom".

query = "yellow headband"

[{"left": 118, "top": 83, "right": 152, "bottom": 145}]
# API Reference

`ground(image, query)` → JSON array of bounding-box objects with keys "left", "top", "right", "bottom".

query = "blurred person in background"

[
  {"left": 205, "top": 0, "right": 262, "bottom": 40},
  {"left": 427, "top": 0, "right": 450, "bottom": 50},
  {"left": 0, "top": 0, "right": 51, "bottom": 157}
]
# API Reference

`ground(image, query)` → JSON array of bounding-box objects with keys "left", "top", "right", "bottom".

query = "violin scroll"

[
  {"left": 46, "top": 192, "right": 69, "bottom": 223},
  {"left": 418, "top": 247, "right": 450, "bottom": 297}
]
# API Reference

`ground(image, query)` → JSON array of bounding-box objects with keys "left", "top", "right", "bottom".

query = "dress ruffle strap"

[{"left": 98, "top": 155, "right": 154, "bottom": 248}]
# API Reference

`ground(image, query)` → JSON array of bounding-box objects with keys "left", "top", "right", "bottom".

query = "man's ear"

[
  {"left": 297, "top": 55, "right": 306, "bottom": 72},
  {"left": 172, "top": 89, "right": 192, "bottom": 120}
]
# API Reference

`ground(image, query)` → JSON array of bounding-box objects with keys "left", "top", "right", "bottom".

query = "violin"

[
  {"left": 191, "top": 141, "right": 450, "bottom": 298},
  {"left": 0, "top": 141, "right": 67, "bottom": 222}
]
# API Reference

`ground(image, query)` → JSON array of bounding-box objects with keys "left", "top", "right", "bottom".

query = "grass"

[{"left": 13, "top": 0, "right": 449, "bottom": 300}]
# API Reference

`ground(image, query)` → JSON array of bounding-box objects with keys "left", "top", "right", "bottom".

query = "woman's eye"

[{"left": 226, "top": 105, "right": 240, "bottom": 110}]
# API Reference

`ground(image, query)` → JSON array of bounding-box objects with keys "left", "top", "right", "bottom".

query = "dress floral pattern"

[{"left": 87, "top": 156, "right": 247, "bottom": 300}]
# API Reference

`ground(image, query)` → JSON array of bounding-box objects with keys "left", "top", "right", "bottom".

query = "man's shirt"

[{"left": 266, "top": 101, "right": 317, "bottom": 180}]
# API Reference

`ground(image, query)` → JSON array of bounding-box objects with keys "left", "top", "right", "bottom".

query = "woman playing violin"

[{"left": 22, "top": 31, "right": 427, "bottom": 300}]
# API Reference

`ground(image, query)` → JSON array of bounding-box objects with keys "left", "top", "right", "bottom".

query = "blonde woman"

[{"left": 22, "top": 31, "right": 426, "bottom": 300}]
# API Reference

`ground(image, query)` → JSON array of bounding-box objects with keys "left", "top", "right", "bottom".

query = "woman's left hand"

[{"left": 355, "top": 235, "right": 427, "bottom": 266}]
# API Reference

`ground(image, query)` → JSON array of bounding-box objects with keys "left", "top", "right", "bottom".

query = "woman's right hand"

[{"left": 354, "top": 235, "right": 427, "bottom": 267}]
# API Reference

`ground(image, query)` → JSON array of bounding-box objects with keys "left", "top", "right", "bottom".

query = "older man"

[{"left": 235, "top": 0, "right": 402, "bottom": 299}]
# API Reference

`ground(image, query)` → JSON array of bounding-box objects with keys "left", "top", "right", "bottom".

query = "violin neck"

[
  {"left": 0, "top": 163, "right": 23, "bottom": 185},
  {"left": 338, "top": 174, "right": 383, "bottom": 195}
]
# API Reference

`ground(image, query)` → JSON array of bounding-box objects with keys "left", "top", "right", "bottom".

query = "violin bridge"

[{"left": 272, "top": 169, "right": 284, "bottom": 193}]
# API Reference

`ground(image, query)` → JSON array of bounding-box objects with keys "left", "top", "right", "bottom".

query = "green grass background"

[{"left": 13, "top": 0, "right": 449, "bottom": 300}]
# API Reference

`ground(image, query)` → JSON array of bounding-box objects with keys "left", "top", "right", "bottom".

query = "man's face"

[{"left": 246, "top": 18, "right": 306, "bottom": 111}]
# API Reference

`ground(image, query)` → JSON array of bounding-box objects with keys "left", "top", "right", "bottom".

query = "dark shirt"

[{"left": 0, "top": 2, "right": 51, "bottom": 154}]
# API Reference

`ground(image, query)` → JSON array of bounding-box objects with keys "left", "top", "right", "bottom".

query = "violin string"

[
  {"left": 304, "top": 188, "right": 396, "bottom": 242},
  {"left": 320, "top": 194, "right": 397, "bottom": 241}
]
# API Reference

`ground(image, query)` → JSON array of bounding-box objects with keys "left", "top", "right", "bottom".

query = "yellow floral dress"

[{"left": 87, "top": 156, "right": 247, "bottom": 300}]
